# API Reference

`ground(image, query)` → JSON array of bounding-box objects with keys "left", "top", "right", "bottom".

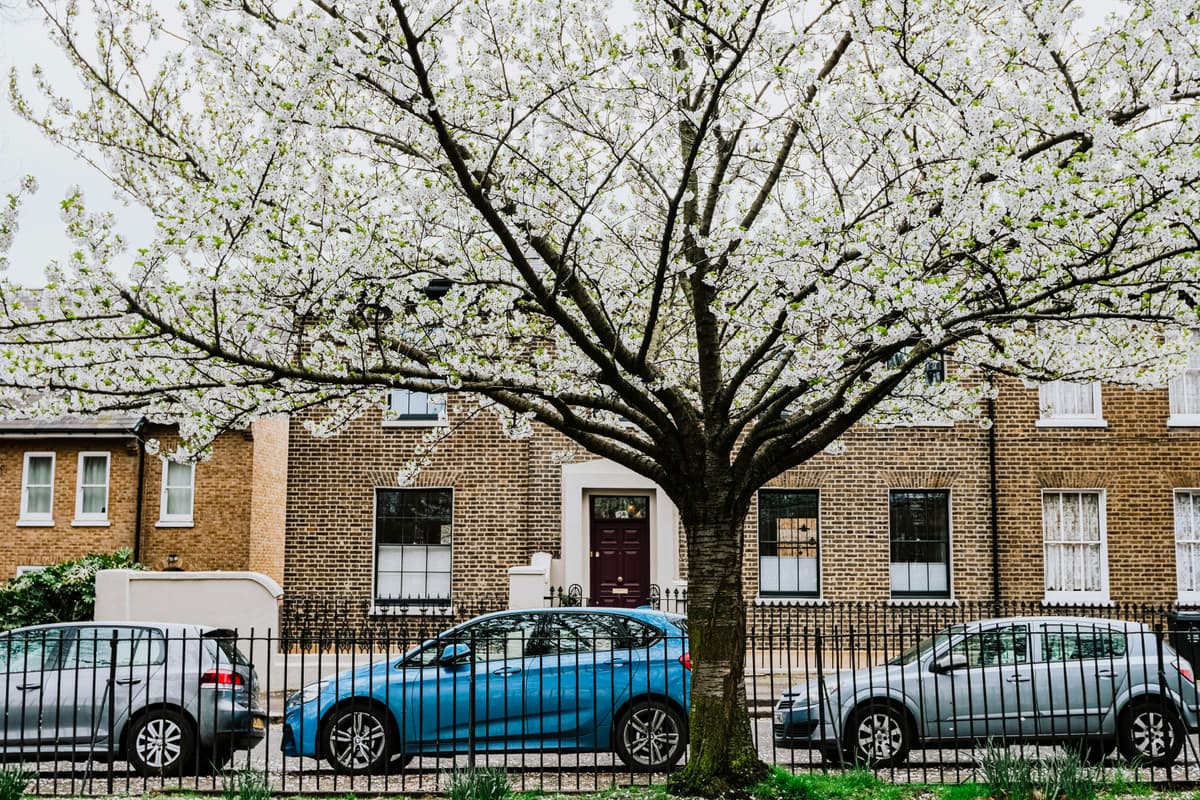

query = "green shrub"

[
  {"left": 221, "top": 769, "right": 270, "bottom": 800},
  {"left": 0, "top": 549, "right": 142, "bottom": 629},
  {"left": 0, "top": 766, "right": 33, "bottom": 800},
  {"left": 978, "top": 741, "right": 1034, "bottom": 800},
  {"left": 1035, "top": 749, "right": 1101, "bottom": 800},
  {"left": 448, "top": 766, "right": 511, "bottom": 800}
]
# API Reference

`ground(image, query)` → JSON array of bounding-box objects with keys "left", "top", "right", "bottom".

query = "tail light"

[
  {"left": 201, "top": 670, "right": 245, "bottom": 686},
  {"left": 679, "top": 653, "right": 691, "bottom": 671},
  {"left": 1180, "top": 664, "right": 1195, "bottom": 683}
]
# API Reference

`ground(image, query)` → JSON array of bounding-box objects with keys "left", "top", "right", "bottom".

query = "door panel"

[
  {"left": 1029, "top": 624, "right": 1125, "bottom": 739},
  {"left": 922, "top": 625, "right": 1035, "bottom": 742},
  {"left": 1, "top": 629, "right": 68, "bottom": 748},
  {"left": 589, "top": 496, "right": 650, "bottom": 607}
]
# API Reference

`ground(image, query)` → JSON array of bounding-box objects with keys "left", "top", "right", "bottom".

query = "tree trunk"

[{"left": 668, "top": 512, "right": 769, "bottom": 796}]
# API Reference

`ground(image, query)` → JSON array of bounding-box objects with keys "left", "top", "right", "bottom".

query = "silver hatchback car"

[
  {"left": 774, "top": 616, "right": 1200, "bottom": 766},
  {"left": 1, "top": 621, "right": 265, "bottom": 775}
]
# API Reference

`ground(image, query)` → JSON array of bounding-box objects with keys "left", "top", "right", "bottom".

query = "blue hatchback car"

[{"left": 282, "top": 607, "right": 690, "bottom": 774}]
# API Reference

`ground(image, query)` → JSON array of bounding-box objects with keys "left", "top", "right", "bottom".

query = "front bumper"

[{"left": 773, "top": 696, "right": 833, "bottom": 748}]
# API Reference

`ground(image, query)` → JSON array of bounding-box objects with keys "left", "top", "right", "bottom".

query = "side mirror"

[
  {"left": 932, "top": 653, "right": 969, "bottom": 674},
  {"left": 440, "top": 643, "right": 471, "bottom": 668}
]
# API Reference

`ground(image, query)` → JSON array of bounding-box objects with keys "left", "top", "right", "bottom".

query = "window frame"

[
  {"left": 1175, "top": 489, "right": 1200, "bottom": 605},
  {"left": 157, "top": 459, "right": 196, "bottom": 527},
  {"left": 756, "top": 488, "right": 821, "bottom": 599},
  {"left": 1037, "top": 381, "right": 1107, "bottom": 428},
  {"left": 1168, "top": 345, "right": 1200, "bottom": 426},
  {"left": 18, "top": 452, "right": 55, "bottom": 526},
  {"left": 1041, "top": 489, "right": 1109, "bottom": 605},
  {"left": 383, "top": 389, "right": 448, "bottom": 427},
  {"left": 373, "top": 486, "right": 454, "bottom": 609},
  {"left": 889, "top": 489, "right": 952, "bottom": 599},
  {"left": 73, "top": 451, "right": 111, "bottom": 526}
]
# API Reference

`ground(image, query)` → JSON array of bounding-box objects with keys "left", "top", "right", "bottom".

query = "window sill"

[
  {"left": 1168, "top": 415, "right": 1200, "bottom": 428},
  {"left": 382, "top": 419, "right": 448, "bottom": 428},
  {"left": 1036, "top": 418, "right": 1108, "bottom": 428},
  {"left": 755, "top": 597, "right": 826, "bottom": 606},
  {"left": 71, "top": 519, "right": 111, "bottom": 527},
  {"left": 370, "top": 603, "right": 454, "bottom": 616},
  {"left": 16, "top": 518, "right": 54, "bottom": 527},
  {"left": 155, "top": 520, "right": 195, "bottom": 528},
  {"left": 887, "top": 597, "right": 957, "bottom": 606},
  {"left": 1042, "top": 595, "right": 1112, "bottom": 607}
]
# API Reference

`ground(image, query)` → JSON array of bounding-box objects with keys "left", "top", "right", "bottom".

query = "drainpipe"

[
  {"left": 987, "top": 387, "right": 1002, "bottom": 610},
  {"left": 132, "top": 425, "right": 147, "bottom": 565}
]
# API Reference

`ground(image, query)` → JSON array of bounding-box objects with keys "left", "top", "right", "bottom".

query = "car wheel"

[
  {"left": 614, "top": 700, "right": 688, "bottom": 772},
  {"left": 323, "top": 701, "right": 396, "bottom": 775},
  {"left": 127, "top": 709, "right": 196, "bottom": 777},
  {"left": 844, "top": 703, "right": 910, "bottom": 768},
  {"left": 1119, "top": 701, "right": 1184, "bottom": 767}
]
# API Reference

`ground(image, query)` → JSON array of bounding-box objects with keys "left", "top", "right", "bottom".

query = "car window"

[
  {"left": 403, "top": 615, "right": 542, "bottom": 666},
  {"left": 535, "top": 613, "right": 664, "bottom": 655},
  {"left": 0, "top": 629, "right": 66, "bottom": 673},
  {"left": 949, "top": 625, "right": 1029, "bottom": 667},
  {"left": 63, "top": 626, "right": 167, "bottom": 669},
  {"left": 1041, "top": 625, "right": 1127, "bottom": 662}
]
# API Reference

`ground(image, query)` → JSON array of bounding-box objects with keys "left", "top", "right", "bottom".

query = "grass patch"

[
  {"left": 751, "top": 767, "right": 916, "bottom": 800},
  {"left": 0, "top": 767, "right": 32, "bottom": 800},
  {"left": 221, "top": 769, "right": 270, "bottom": 800}
]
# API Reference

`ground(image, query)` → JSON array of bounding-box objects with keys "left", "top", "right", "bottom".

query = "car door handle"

[
  {"left": 598, "top": 659, "right": 629, "bottom": 668},
  {"left": 16, "top": 684, "right": 40, "bottom": 691},
  {"left": 1005, "top": 674, "right": 1031, "bottom": 683},
  {"left": 1096, "top": 670, "right": 1115, "bottom": 679},
  {"left": 491, "top": 667, "right": 521, "bottom": 677},
  {"left": 114, "top": 678, "right": 142, "bottom": 686}
]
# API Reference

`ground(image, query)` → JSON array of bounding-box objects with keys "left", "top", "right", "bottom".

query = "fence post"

[{"left": 106, "top": 630, "right": 117, "bottom": 795}]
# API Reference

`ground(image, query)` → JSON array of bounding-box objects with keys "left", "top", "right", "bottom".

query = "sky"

[
  {"left": 0, "top": 1, "right": 1127, "bottom": 288},
  {"left": 0, "top": 5, "right": 154, "bottom": 287}
]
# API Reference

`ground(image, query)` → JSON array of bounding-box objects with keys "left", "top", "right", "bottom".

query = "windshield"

[{"left": 887, "top": 624, "right": 964, "bottom": 666}]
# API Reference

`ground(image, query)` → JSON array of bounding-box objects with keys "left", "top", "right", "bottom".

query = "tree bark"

[{"left": 669, "top": 510, "right": 769, "bottom": 796}]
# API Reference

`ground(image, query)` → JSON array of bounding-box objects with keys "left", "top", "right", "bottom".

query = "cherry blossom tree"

[{"left": 3, "top": 0, "right": 1200, "bottom": 791}]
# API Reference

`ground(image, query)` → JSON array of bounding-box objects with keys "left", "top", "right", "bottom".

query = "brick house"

[
  {"left": 281, "top": 362, "right": 1200, "bottom": 623},
  {"left": 0, "top": 414, "right": 288, "bottom": 583}
]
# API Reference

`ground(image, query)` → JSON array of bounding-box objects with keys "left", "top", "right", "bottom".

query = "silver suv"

[
  {"left": 774, "top": 616, "right": 1200, "bottom": 766},
  {"left": 1, "top": 622, "right": 265, "bottom": 775}
]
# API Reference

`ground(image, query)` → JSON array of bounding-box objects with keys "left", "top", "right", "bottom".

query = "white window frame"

[
  {"left": 1037, "top": 381, "right": 1106, "bottom": 427},
  {"left": 756, "top": 489, "right": 821, "bottom": 599},
  {"left": 18, "top": 452, "right": 55, "bottom": 526},
  {"left": 73, "top": 451, "right": 111, "bottom": 526},
  {"left": 157, "top": 459, "right": 195, "bottom": 527},
  {"left": 383, "top": 389, "right": 448, "bottom": 427},
  {"left": 1042, "top": 489, "right": 1109, "bottom": 605},
  {"left": 1168, "top": 346, "right": 1200, "bottom": 427},
  {"left": 888, "top": 489, "right": 953, "bottom": 599},
  {"left": 372, "top": 486, "right": 454, "bottom": 610},
  {"left": 1175, "top": 489, "right": 1200, "bottom": 605}
]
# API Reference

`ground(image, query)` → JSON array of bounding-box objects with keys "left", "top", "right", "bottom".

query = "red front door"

[{"left": 589, "top": 495, "right": 650, "bottom": 607}]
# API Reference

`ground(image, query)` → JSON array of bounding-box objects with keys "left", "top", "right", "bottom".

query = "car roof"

[
  {"left": 4, "top": 620, "right": 220, "bottom": 635},
  {"left": 952, "top": 616, "right": 1151, "bottom": 631},
  {"left": 461, "top": 606, "right": 681, "bottom": 627}
]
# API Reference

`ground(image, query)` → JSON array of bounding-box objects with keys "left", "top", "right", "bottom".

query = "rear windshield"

[{"left": 204, "top": 632, "right": 251, "bottom": 665}]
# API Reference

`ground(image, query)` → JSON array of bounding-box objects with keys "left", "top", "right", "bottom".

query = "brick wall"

[
  {"left": 248, "top": 416, "right": 289, "bottom": 584},
  {"left": 284, "top": 401, "right": 530, "bottom": 608},
  {"left": 0, "top": 438, "right": 140, "bottom": 577},
  {"left": 137, "top": 425, "right": 255, "bottom": 573},
  {"left": 282, "top": 378, "right": 1200, "bottom": 623}
]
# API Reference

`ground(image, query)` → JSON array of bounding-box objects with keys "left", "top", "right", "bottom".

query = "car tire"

[
  {"left": 322, "top": 701, "right": 396, "bottom": 775},
  {"left": 613, "top": 700, "right": 688, "bottom": 772},
  {"left": 127, "top": 708, "right": 196, "bottom": 777},
  {"left": 844, "top": 702, "right": 910, "bottom": 768},
  {"left": 1119, "top": 701, "right": 1184, "bottom": 767}
]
